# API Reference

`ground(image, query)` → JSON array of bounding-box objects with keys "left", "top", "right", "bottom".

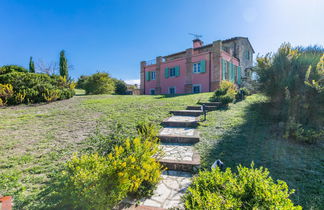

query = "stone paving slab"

[
  {"left": 162, "top": 116, "right": 198, "bottom": 127},
  {"left": 170, "top": 110, "right": 203, "bottom": 116},
  {"left": 157, "top": 143, "right": 200, "bottom": 172},
  {"left": 164, "top": 115, "right": 198, "bottom": 122},
  {"left": 140, "top": 170, "right": 192, "bottom": 209},
  {"left": 159, "top": 127, "right": 198, "bottom": 137}
]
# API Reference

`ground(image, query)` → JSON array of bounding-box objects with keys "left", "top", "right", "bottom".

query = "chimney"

[{"left": 193, "top": 39, "right": 203, "bottom": 48}]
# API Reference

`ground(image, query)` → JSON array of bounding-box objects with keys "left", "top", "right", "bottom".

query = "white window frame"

[
  {"left": 193, "top": 62, "right": 201, "bottom": 73},
  {"left": 149, "top": 88, "right": 155, "bottom": 95},
  {"left": 169, "top": 67, "right": 176, "bottom": 77},
  {"left": 168, "top": 86, "right": 176, "bottom": 94},
  {"left": 192, "top": 84, "right": 201, "bottom": 93},
  {"left": 151, "top": 71, "right": 156, "bottom": 80}
]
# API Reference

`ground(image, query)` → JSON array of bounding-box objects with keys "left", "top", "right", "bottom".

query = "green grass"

[
  {"left": 0, "top": 93, "right": 322, "bottom": 209},
  {"left": 0, "top": 93, "right": 211, "bottom": 208}
]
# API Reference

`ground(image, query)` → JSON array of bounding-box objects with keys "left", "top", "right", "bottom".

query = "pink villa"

[{"left": 140, "top": 37, "right": 254, "bottom": 95}]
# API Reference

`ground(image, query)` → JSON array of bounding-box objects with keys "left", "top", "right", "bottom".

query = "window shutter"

[
  {"left": 200, "top": 60, "right": 206, "bottom": 73},
  {"left": 175, "top": 66, "right": 180, "bottom": 77},
  {"left": 146, "top": 71, "right": 150, "bottom": 81},
  {"left": 237, "top": 66, "right": 241, "bottom": 84},
  {"left": 229, "top": 63, "right": 233, "bottom": 82},
  {"left": 164, "top": 68, "right": 169, "bottom": 78},
  {"left": 226, "top": 61, "right": 230, "bottom": 80},
  {"left": 222, "top": 59, "right": 226, "bottom": 80}
]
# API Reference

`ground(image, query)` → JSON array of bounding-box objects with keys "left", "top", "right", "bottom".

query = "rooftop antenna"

[{"left": 189, "top": 33, "right": 203, "bottom": 40}]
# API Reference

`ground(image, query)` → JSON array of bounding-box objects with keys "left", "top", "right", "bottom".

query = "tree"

[
  {"left": 83, "top": 72, "right": 115, "bottom": 95},
  {"left": 59, "top": 50, "right": 68, "bottom": 78},
  {"left": 113, "top": 79, "right": 127, "bottom": 95},
  {"left": 29, "top": 56, "right": 35, "bottom": 73}
]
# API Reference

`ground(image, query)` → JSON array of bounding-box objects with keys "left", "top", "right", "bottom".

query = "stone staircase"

[{"left": 126, "top": 102, "right": 219, "bottom": 210}]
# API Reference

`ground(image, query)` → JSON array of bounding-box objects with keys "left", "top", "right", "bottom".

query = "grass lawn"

[
  {"left": 0, "top": 93, "right": 211, "bottom": 208},
  {"left": 0, "top": 93, "right": 322, "bottom": 209}
]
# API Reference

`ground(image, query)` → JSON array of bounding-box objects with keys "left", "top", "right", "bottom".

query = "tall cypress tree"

[
  {"left": 59, "top": 50, "right": 68, "bottom": 78},
  {"left": 29, "top": 56, "right": 35, "bottom": 73}
]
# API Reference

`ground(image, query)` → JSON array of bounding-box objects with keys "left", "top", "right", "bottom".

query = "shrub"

[
  {"left": 60, "top": 134, "right": 162, "bottom": 209},
  {"left": 255, "top": 44, "right": 323, "bottom": 143},
  {"left": 83, "top": 72, "right": 115, "bottom": 95},
  {"left": 235, "top": 87, "right": 250, "bottom": 101},
  {"left": 0, "top": 71, "right": 74, "bottom": 105},
  {"left": 0, "top": 84, "right": 14, "bottom": 106},
  {"left": 183, "top": 163, "right": 301, "bottom": 210},
  {"left": 76, "top": 75, "right": 89, "bottom": 89},
  {"left": 0, "top": 65, "right": 28, "bottom": 75},
  {"left": 114, "top": 79, "right": 127, "bottom": 95},
  {"left": 210, "top": 81, "right": 237, "bottom": 105}
]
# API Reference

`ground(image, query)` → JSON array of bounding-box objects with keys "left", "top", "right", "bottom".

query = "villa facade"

[{"left": 140, "top": 37, "right": 254, "bottom": 95}]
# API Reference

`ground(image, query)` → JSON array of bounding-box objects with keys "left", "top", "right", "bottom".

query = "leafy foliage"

[
  {"left": 210, "top": 81, "right": 237, "bottom": 105},
  {"left": 255, "top": 43, "right": 323, "bottom": 143},
  {"left": 76, "top": 75, "right": 89, "bottom": 89},
  {"left": 29, "top": 56, "right": 35, "bottom": 73},
  {"left": 0, "top": 65, "right": 28, "bottom": 75},
  {"left": 184, "top": 163, "right": 301, "bottom": 210},
  {"left": 59, "top": 50, "right": 68, "bottom": 78},
  {"left": 0, "top": 71, "right": 74, "bottom": 105},
  {"left": 0, "top": 84, "right": 14, "bottom": 106},
  {"left": 54, "top": 122, "right": 162, "bottom": 209},
  {"left": 113, "top": 79, "right": 128, "bottom": 95},
  {"left": 83, "top": 72, "right": 115, "bottom": 95}
]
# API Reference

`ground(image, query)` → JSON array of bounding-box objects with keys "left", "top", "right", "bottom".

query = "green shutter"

[
  {"left": 222, "top": 59, "right": 226, "bottom": 80},
  {"left": 226, "top": 61, "right": 230, "bottom": 80},
  {"left": 237, "top": 66, "right": 241, "bottom": 85},
  {"left": 164, "top": 68, "right": 169, "bottom": 78},
  {"left": 229, "top": 63, "right": 233, "bottom": 82},
  {"left": 146, "top": 71, "right": 150, "bottom": 81},
  {"left": 175, "top": 66, "right": 180, "bottom": 77},
  {"left": 200, "top": 60, "right": 206, "bottom": 73}
]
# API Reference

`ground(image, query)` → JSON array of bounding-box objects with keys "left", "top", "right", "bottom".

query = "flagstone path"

[{"left": 125, "top": 102, "right": 220, "bottom": 210}]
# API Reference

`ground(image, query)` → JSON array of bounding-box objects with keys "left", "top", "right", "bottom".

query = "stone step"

[
  {"left": 158, "top": 127, "right": 199, "bottom": 143},
  {"left": 130, "top": 170, "right": 192, "bottom": 209},
  {"left": 186, "top": 105, "right": 217, "bottom": 111},
  {"left": 198, "top": 102, "right": 221, "bottom": 106},
  {"left": 161, "top": 116, "right": 199, "bottom": 128},
  {"left": 170, "top": 110, "right": 202, "bottom": 117},
  {"left": 157, "top": 143, "right": 200, "bottom": 172}
]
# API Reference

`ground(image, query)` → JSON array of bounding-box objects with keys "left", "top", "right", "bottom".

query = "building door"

[
  {"left": 192, "top": 84, "right": 201, "bottom": 93},
  {"left": 169, "top": 87, "right": 176, "bottom": 95},
  {"left": 150, "top": 89, "right": 155, "bottom": 95}
]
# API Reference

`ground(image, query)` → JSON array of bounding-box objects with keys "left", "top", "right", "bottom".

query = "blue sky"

[{"left": 0, "top": 0, "right": 323, "bottom": 84}]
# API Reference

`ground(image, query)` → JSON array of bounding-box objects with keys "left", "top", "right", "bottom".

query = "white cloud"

[{"left": 124, "top": 79, "right": 140, "bottom": 85}]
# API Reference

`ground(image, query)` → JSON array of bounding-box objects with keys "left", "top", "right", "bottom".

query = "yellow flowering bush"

[{"left": 60, "top": 123, "right": 162, "bottom": 209}]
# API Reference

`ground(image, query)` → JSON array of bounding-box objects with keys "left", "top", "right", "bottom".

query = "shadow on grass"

[{"left": 198, "top": 99, "right": 324, "bottom": 209}]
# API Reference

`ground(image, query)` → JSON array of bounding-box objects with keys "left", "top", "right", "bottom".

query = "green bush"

[
  {"left": 210, "top": 81, "right": 237, "bottom": 105},
  {"left": 83, "top": 72, "right": 115, "bottom": 95},
  {"left": 184, "top": 163, "right": 301, "bottom": 210},
  {"left": 114, "top": 79, "right": 127, "bottom": 95},
  {"left": 255, "top": 44, "right": 323, "bottom": 143},
  {"left": 0, "top": 71, "right": 75, "bottom": 105},
  {"left": 59, "top": 130, "right": 162, "bottom": 209},
  {"left": 0, "top": 65, "right": 28, "bottom": 75},
  {"left": 0, "top": 84, "right": 14, "bottom": 106},
  {"left": 76, "top": 75, "right": 89, "bottom": 89}
]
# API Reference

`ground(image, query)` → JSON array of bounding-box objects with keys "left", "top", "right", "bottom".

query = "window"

[
  {"left": 169, "top": 87, "right": 176, "bottom": 95},
  {"left": 192, "top": 84, "right": 201, "bottom": 93},
  {"left": 193, "top": 63, "right": 201, "bottom": 73},
  {"left": 151, "top": 71, "right": 156, "bottom": 80},
  {"left": 150, "top": 89, "right": 155, "bottom": 95},
  {"left": 245, "top": 50, "right": 250, "bottom": 60},
  {"left": 169, "top": 67, "right": 176, "bottom": 77}
]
